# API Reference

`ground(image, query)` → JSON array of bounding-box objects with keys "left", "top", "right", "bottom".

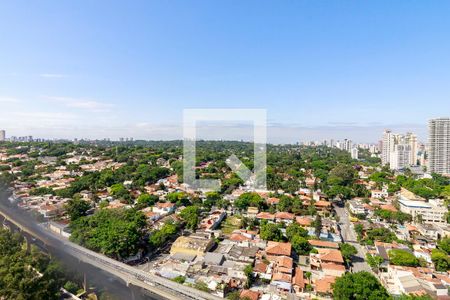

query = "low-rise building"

[
  {"left": 153, "top": 202, "right": 176, "bottom": 215},
  {"left": 170, "top": 232, "right": 215, "bottom": 257},
  {"left": 348, "top": 200, "right": 366, "bottom": 215},
  {"left": 399, "top": 199, "right": 447, "bottom": 224},
  {"left": 371, "top": 189, "right": 389, "bottom": 199}
]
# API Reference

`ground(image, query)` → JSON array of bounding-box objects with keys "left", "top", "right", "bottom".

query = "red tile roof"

[
  {"left": 256, "top": 212, "right": 275, "bottom": 220},
  {"left": 266, "top": 241, "right": 292, "bottom": 256},
  {"left": 253, "top": 261, "right": 268, "bottom": 273},
  {"left": 315, "top": 276, "right": 336, "bottom": 294},
  {"left": 156, "top": 202, "right": 175, "bottom": 208},
  {"left": 315, "top": 200, "right": 331, "bottom": 207},
  {"left": 276, "top": 255, "right": 293, "bottom": 270},
  {"left": 380, "top": 204, "right": 397, "bottom": 212},
  {"left": 272, "top": 272, "right": 292, "bottom": 283},
  {"left": 229, "top": 233, "right": 251, "bottom": 242},
  {"left": 296, "top": 216, "right": 313, "bottom": 226},
  {"left": 275, "top": 212, "right": 294, "bottom": 220},
  {"left": 317, "top": 248, "right": 344, "bottom": 264},
  {"left": 240, "top": 289, "right": 260, "bottom": 300},
  {"left": 292, "top": 267, "right": 304, "bottom": 288},
  {"left": 308, "top": 239, "right": 339, "bottom": 249},
  {"left": 267, "top": 197, "right": 280, "bottom": 205}
]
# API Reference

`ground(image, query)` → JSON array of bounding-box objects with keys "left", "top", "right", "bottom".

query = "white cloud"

[
  {"left": 0, "top": 96, "right": 20, "bottom": 103},
  {"left": 39, "top": 73, "right": 66, "bottom": 78},
  {"left": 43, "top": 96, "right": 115, "bottom": 112}
]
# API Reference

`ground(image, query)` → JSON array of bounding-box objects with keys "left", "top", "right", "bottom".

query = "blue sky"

[{"left": 1, "top": 1, "right": 450, "bottom": 143}]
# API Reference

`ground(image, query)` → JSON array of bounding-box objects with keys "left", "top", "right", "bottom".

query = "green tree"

[
  {"left": 0, "top": 229, "right": 64, "bottom": 300},
  {"left": 234, "top": 192, "right": 264, "bottom": 210},
  {"left": 244, "top": 264, "right": 254, "bottom": 288},
  {"left": 65, "top": 197, "right": 91, "bottom": 221},
  {"left": 136, "top": 193, "right": 158, "bottom": 207},
  {"left": 226, "top": 291, "right": 240, "bottom": 300},
  {"left": 179, "top": 206, "right": 200, "bottom": 230},
  {"left": 437, "top": 237, "right": 450, "bottom": 254},
  {"left": 278, "top": 195, "right": 293, "bottom": 212},
  {"left": 333, "top": 271, "right": 390, "bottom": 300},
  {"left": 431, "top": 249, "right": 450, "bottom": 272},
  {"left": 366, "top": 254, "right": 384, "bottom": 272},
  {"left": 286, "top": 223, "right": 308, "bottom": 241},
  {"left": 63, "top": 281, "right": 79, "bottom": 294},
  {"left": 397, "top": 295, "right": 433, "bottom": 300},
  {"left": 172, "top": 276, "right": 186, "bottom": 284},
  {"left": 70, "top": 208, "right": 147, "bottom": 259},
  {"left": 388, "top": 249, "right": 419, "bottom": 267},
  {"left": 260, "top": 223, "right": 283, "bottom": 242},
  {"left": 340, "top": 243, "right": 357, "bottom": 264},
  {"left": 313, "top": 215, "right": 322, "bottom": 238},
  {"left": 354, "top": 223, "right": 364, "bottom": 240},
  {"left": 291, "top": 235, "right": 312, "bottom": 255},
  {"left": 109, "top": 183, "right": 131, "bottom": 201},
  {"left": 328, "top": 164, "right": 357, "bottom": 186},
  {"left": 150, "top": 222, "right": 179, "bottom": 248}
]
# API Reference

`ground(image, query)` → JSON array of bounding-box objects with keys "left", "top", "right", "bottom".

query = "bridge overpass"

[{"left": 0, "top": 206, "right": 221, "bottom": 300}]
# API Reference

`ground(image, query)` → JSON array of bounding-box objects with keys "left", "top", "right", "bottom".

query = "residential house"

[
  {"left": 274, "top": 212, "right": 294, "bottom": 224},
  {"left": 153, "top": 202, "right": 176, "bottom": 215}
]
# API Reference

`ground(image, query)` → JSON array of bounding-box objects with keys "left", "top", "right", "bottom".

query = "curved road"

[{"left": 0, "top": 195, "right": 165, "bottom": 300}]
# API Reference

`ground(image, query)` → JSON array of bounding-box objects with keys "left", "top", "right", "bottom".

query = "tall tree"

[{"left": 333, "top": 271, "right": 390, "bottom": 300}]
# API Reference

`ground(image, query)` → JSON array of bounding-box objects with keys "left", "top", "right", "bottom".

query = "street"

[
  {"left": 334, "top": 203, "right": 372, "bottom": 273},
  {"left": 0, "top": 199, "right": 220, "bottom": 300}
]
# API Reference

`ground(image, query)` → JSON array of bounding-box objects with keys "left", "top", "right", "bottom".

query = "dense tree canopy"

[
  {"left": 65, "top": 197, "right": 91, "bottom": 221},
  {"left": 70, "top": 208, "right": 147, "bottom": 259},
  {"left": 333, "top": 271, "right": 390, "bottom": 300},
  {"left": 0, "top": 229, "right": 64, "bottom": 300},
  {"left": 340, "top": 243, "right": 357, "bottom": 264},
  {"left": 260, "top": 222, "right": 283, "bottom": 242},
  {"left": 234, "top": 192, "right": 265, "bottom": 210},
  {"left": 388, "top": 249, "right": 419, "bottom": 267},
  {"left": 431, "top": 249, "right": 450, "bottom": 272},
  {"left": 179, "top": 206, "right": 200, "bottom": 230}
]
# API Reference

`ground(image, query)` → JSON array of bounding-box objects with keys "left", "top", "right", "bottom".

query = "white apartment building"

[
  {"left": 381, "top": 130, "right": 418, "bottom": 169},
  {"left": 382, "top": 130, "right": 395, "bottom": 165},
  {"left": 403, "top": 132, "right": 418, "bottom": 166},
  {"left": 0, "top": 130, "right": 5, "bottom": 141},
  {"left": 371, "top": 188, "right": 389, "bottom": 199},
  {"left": 428, "top": 118, "right": 450, "bottom": 174},
  {"left": 351, "top": 147, "right": 359, "bottom": 160},
  {"left": 398, "top": 198, "right": 448, "bottom": 224},
  {"left": 389, "top": 144, "right": 411, "bottom": 170},
  {"left": 348, "top": 200, "right": 366, "bottom": 215},
  {"left": 343, "top": 139, "right": 352, "bottom": 152}
]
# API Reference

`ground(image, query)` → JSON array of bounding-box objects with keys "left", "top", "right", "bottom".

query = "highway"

[
  {"left": 0, "top": 198, "right": 221, "bottom": 300},
  {"left": 334, "top": 203, "right": 372, "bottom": 273}
]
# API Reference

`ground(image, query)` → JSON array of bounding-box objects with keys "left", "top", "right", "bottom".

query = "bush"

[{"left": 388, "top": 249, "right": 419, "bottom": 267}]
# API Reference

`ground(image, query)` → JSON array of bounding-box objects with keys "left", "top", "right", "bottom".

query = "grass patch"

[{"left": 220, "top": 216, "right": 242, "bottom": 235}]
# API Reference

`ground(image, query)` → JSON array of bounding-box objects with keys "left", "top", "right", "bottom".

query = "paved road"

[
  {"left": 334, "top": 203, "right": 372, "bottom": 273},
  {"left": 0, "top": 208, "right": 164, "bottom": 300},
  {"left": 0, "top": 199, "right": 220, "bottom": 300}
]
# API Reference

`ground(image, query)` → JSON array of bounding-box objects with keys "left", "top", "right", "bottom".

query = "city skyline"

[
  {"left": 0, "top": 122, "right": 435, "bottom": 145},
  {"left": 2, "top": 1, "right": 450, "bottom": 142}
]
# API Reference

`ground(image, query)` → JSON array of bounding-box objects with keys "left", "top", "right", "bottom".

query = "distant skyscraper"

[
  {"left": 0, "top": 130, "right": 5, "bottom": 141},
  {"left": 343, "top": 139, "right": 352, "bottom": 152},
  {"left": 382, "top": 130, "right": 395, "bottom": 165},
  {"left": 390, "top": 144, "right": 411, "bottom": 170},
  {"left": 428, "top": 118, "right": 450, "bottom": 174},
  {"left": 351, "top": 147, "right": 359, "bottom": 160},
  {"left": 404, "top": 132, "right": 418, "bottom": 166},
  {"left": 382, "top": 130, "right": 418, "bottom": 169}
]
